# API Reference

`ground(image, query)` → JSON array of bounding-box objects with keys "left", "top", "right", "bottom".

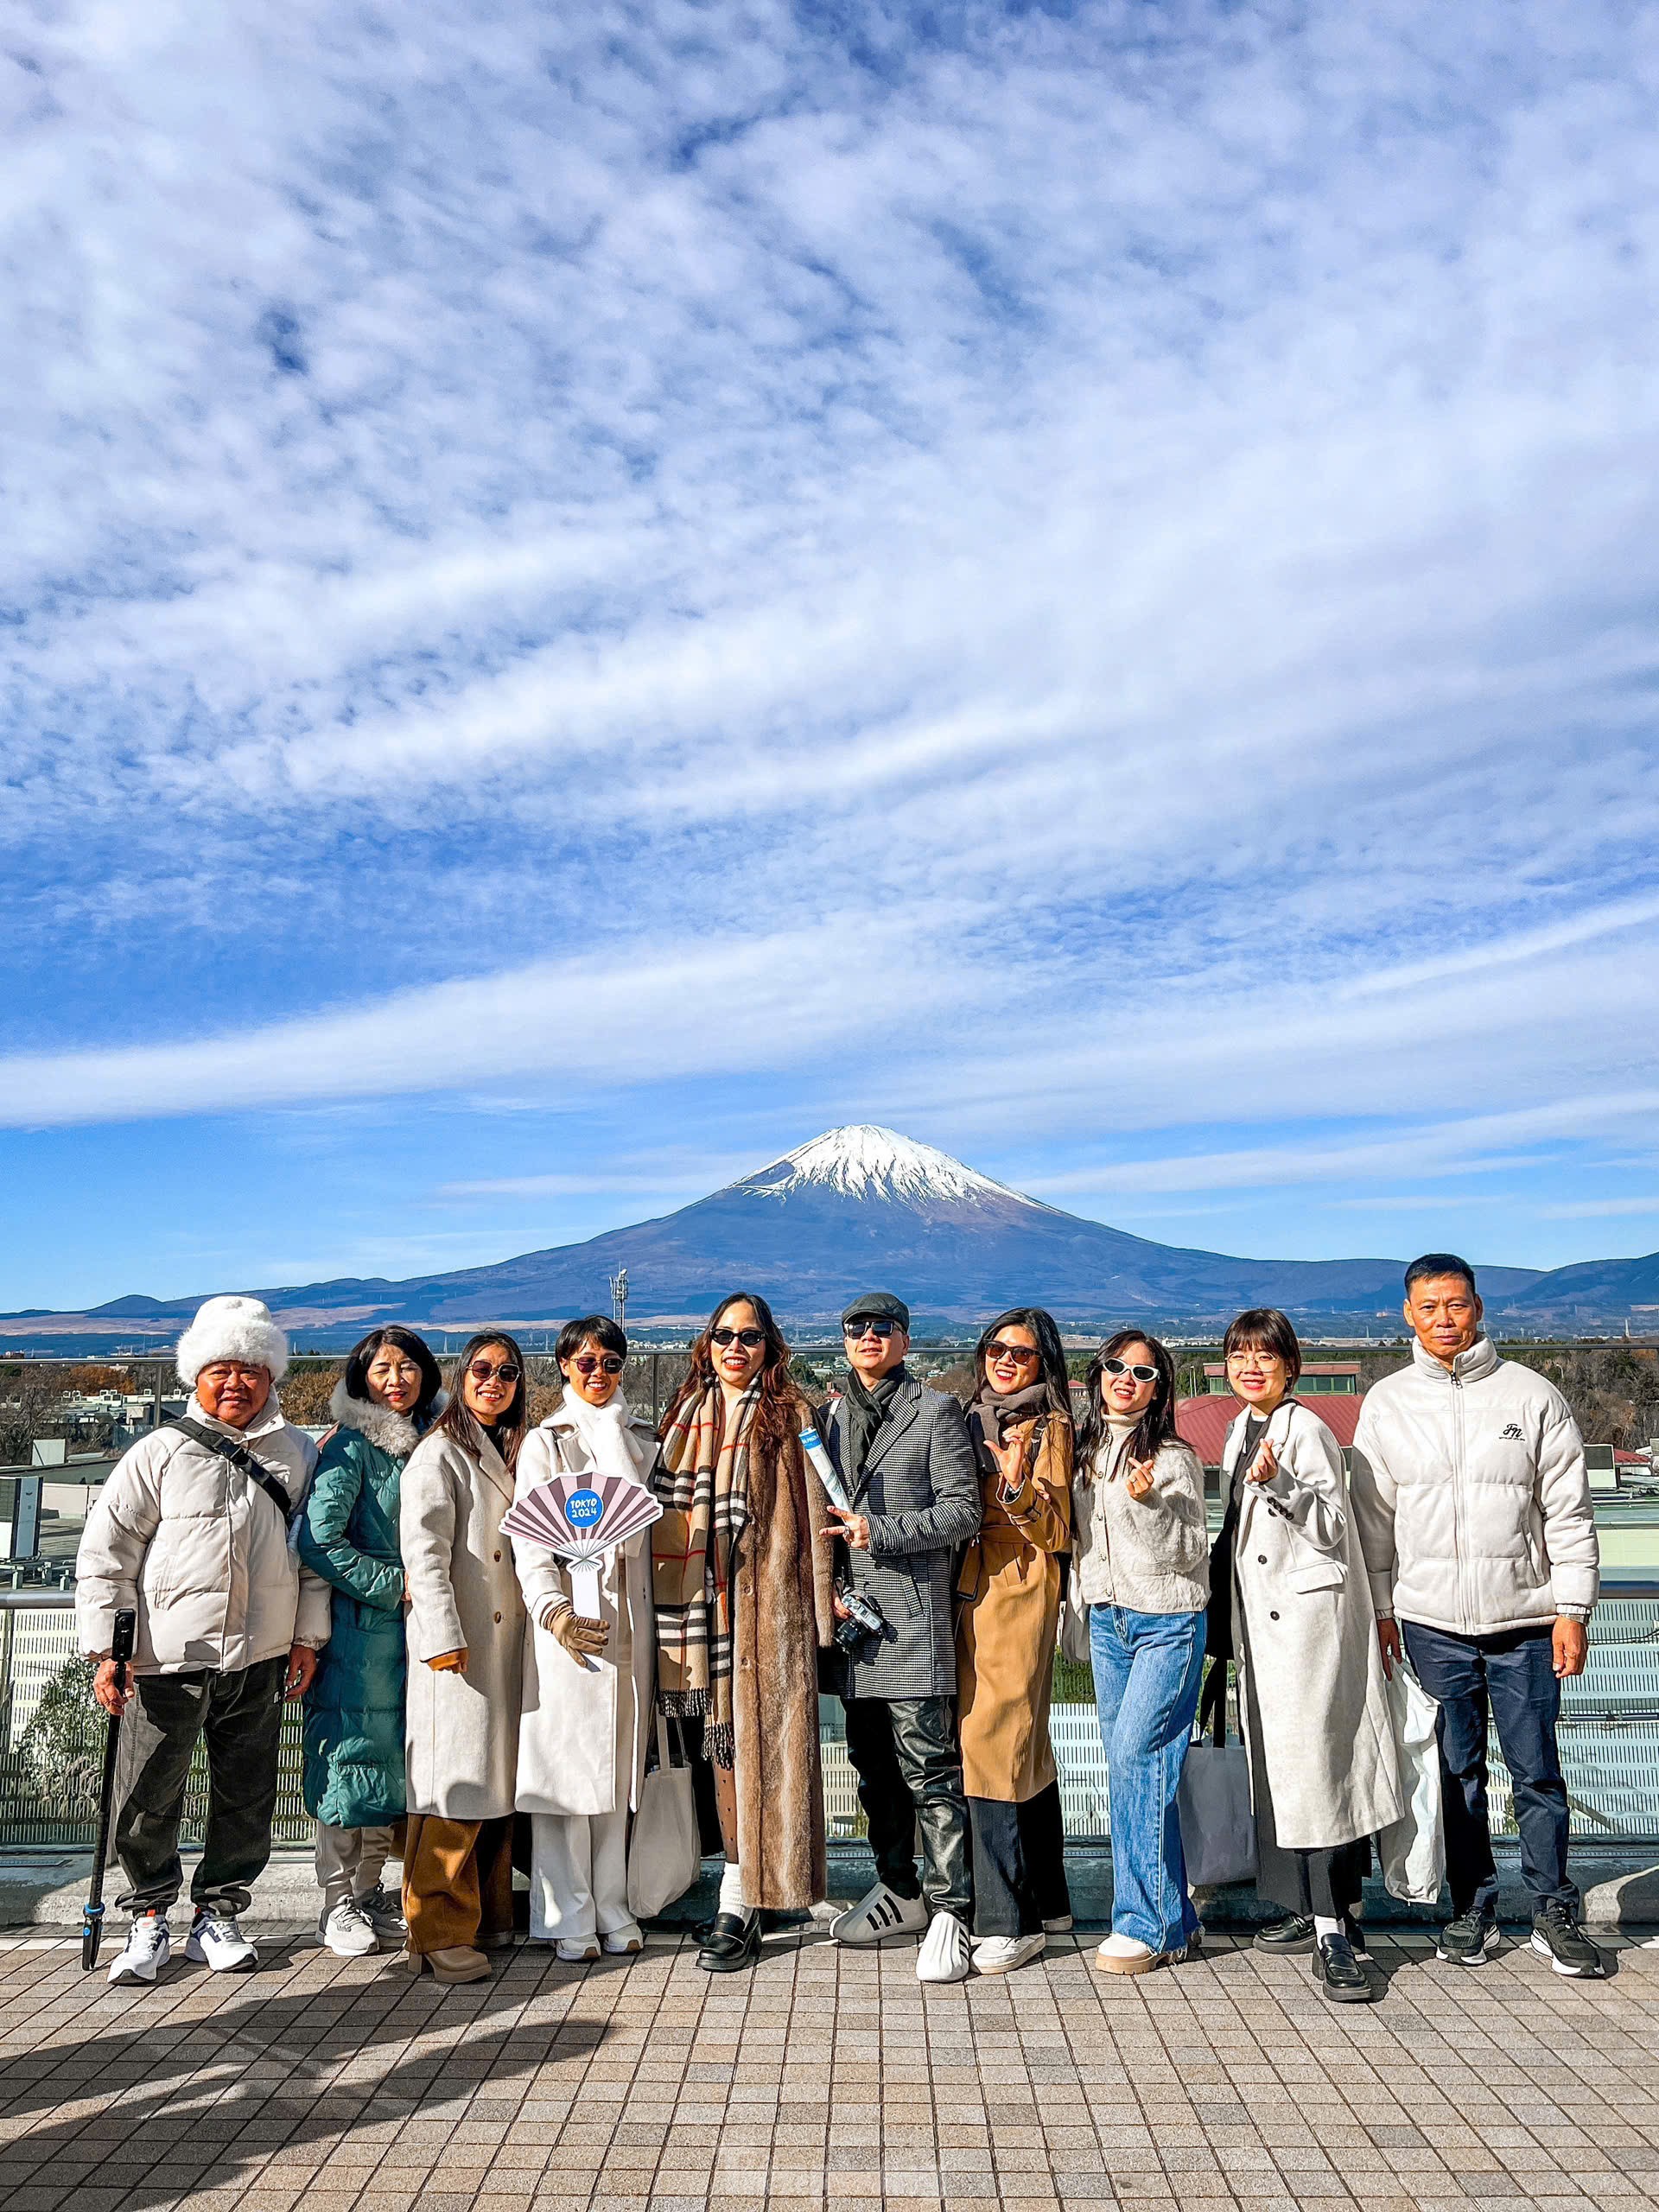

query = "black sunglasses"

[
  {"left": 986, "top": 1341, "right": 1039, "bottom": 1366},
  {"left": 1102, "top": 1357, "right": 1159, "bottom": 1384},
  {"left": 843, "top": 1316, "right": 898, "bottom": 1338},
  {"left": 468, "top": 1359, "right": 522, "bottom": 1384},
  {"left": 710, "top": 1326, "right": 766, "bottom": 1350},
  {"left": 572, "top": 1354, "right": 624, "bottom": 1376}
]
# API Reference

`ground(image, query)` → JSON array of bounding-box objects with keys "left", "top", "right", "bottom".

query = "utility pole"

[{"left": 609, "top": 1268, "right": 629, "bottom": 1330}]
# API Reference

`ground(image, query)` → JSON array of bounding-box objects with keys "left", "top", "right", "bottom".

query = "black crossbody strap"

[{"left": 167, "top": 1417, "right": 297, "bottom": 1529}]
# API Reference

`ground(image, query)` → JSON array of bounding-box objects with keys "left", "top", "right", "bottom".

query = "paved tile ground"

[{"left": 1, "top": 1923, "right": 1656, "bottom": 2211}]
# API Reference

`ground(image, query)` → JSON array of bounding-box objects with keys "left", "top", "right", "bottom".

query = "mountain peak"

[{"left": 733, "top": 1124, "right": 1020, "bottom": 1207}]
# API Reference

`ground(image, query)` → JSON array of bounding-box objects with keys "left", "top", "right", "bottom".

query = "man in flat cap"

[{"left": 816, "top": 1292, "right": 982, "bottom": 1982}]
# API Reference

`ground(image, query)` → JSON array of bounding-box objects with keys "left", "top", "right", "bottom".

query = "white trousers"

[
  {"left": 315, "top": 1821, "right": 395, "bottom": 1916},
  {"left": 529, "top": 1809, "right": 632, "bottom": 1942}
]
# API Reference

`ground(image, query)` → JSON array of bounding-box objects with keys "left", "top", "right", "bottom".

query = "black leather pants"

[{"left": 843, "top": 1695, "right": 973, "bottom": 1920}]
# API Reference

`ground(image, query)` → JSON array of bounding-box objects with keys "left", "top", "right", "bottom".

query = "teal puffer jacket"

[{"left": 298, "top": 1386, "right": 433, "bottom": 1827}]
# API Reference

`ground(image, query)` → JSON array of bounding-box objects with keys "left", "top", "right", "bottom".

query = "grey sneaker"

[
  {"left": 356, "top": 1885, "right": 409, "bottom": 1950},
  {"left": 1530, "top": 1901, "right": 1605, "bottom": 1979},
  {"left": 1437, "top": 1908, "right": 1501, "bottom": 1966}
]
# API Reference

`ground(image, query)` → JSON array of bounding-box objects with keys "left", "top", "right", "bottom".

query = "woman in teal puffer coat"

[{"left": 299, "top": 1326, "right": 444, "bottom": 1958}]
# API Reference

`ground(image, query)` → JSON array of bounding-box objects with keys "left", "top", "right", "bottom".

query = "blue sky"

[{"left": 4, "top": 0, "right": 1659, "bottom": 1311}]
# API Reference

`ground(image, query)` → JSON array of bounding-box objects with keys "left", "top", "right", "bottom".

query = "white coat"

[
  {"left": 401, "top": 1424, "right": 524, "bottom": 1820},
  {"left": 512, "top": 1407, "right": 658, "bottom": 1820},
  {"left": 1224, "top": 1398, "right": 1404, "bottom": 1852}
]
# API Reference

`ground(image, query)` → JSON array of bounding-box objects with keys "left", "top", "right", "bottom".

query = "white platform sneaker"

[
  {"left": 1094, "top": 1930, "right": 1185, "bottom": 1975},
  {"left": 917, "top": 1910, "right": 973, "bottom": 1984},
  {"left": 186, "top": 1908, "right": 258, "bottom": 1973},
  {"left": 108, "top": 1912, "right": 170, "bottom": 1986},
  {"left": 320, "top": 1897, "right": 378, "bottom": 1959},
  {"left": 830, "top": 1882, "right": 929, "bottom": 1947},
  {"left": 973, "top": 1932, "right": 1046, "bottom": 1976}
]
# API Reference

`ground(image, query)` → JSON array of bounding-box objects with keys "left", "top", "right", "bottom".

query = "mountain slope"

[{"left": 3, "top": 1122, "right": 1596, "bottom": 1346}]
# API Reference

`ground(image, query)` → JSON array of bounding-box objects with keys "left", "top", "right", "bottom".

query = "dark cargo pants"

[{"left": 112, "top": 1656, "right": 288, "bottom": 1917}]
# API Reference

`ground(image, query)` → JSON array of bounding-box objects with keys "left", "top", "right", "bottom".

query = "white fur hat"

[{"left": 176, "top": 1295, "right": 289, "bottom": 1387}]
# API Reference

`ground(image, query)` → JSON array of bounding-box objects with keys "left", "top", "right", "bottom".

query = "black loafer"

[
  {"left": 698, "top": 1910, "right": 760, "bottom": 1974},
  {"left": 1253, "top": 1913, "right": 1316, "bottom": 1955},
  {"left": 1313, "top": 1932, "right": 1374, "bottom": 2002}
]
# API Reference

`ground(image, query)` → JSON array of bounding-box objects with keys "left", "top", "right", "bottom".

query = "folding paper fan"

[{"left": 502, "top": 1468, "right": 663, "bottom": 1562}]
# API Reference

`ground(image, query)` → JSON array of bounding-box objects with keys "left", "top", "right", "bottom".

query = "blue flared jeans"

[{"left": 1090, "top": 1602, "right": 1206, "bottom": 1953}]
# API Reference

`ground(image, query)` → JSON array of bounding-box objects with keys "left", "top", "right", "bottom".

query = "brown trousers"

[{"left": 404, "top": 1813, "right": 516, "bottom": 1954}]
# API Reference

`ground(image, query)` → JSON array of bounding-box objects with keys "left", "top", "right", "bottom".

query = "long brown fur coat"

[{"left": 731, "top": 1427, "right": 837, "bottom": 1909}]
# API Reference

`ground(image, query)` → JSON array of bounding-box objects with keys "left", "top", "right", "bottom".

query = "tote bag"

[
  {"left": 1378, "top": 1659, "right": 1445, "bottom": 1905},
  {"left": 1176, "top": 1663, "right": 1258, "bottom": 1890},
  {"left": 627, "top": 1715, "right": 702, "bottom": 1920}
]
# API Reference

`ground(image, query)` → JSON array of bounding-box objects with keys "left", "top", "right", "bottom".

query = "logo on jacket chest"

[{"left": 1498, "top": 1422, "right": 1524, "bottom": 1442}]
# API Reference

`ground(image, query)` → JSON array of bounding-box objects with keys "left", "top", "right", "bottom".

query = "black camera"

[{"left": 833, "top": 1583, "right": 887, "bottom": 1651}]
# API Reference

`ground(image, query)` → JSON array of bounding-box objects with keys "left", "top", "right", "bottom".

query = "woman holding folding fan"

[
  {"left": 652, "top": 1292, "right": 837, "bottom": 1973},
  {"left": 512, "top": 1315, "right": 659, "bottom": 1959}
]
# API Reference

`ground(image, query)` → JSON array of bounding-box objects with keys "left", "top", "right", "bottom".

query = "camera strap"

[{"left": 166, "top": 1418, "right": 299, "bottom": 1532}]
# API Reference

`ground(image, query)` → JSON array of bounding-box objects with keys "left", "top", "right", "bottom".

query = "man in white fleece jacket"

[{"left": 1349, "top": 1254, "right": 1603, "bottom": 1977}]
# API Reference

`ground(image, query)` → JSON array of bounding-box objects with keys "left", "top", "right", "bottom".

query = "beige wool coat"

[
  {"left": 955, "top": 1410, "right": 1072, "bottom": 1803},
  {"left": 401, "top": 1424, "right": 525, "bottom": 1821},
  {"left": 513, "top": 1407, "right": 658, "bottom": 1820},
  {"left": 1224, "top": 1399, "right": 1404, "bottom": 1851}
]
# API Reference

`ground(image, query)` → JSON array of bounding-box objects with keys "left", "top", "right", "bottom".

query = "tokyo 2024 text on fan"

[{"left": 501, "top": 1468, "right": 664, "bottom": 1626}]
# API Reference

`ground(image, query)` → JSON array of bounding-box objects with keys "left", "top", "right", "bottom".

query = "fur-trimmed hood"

[{"left": 328, "top": 1376, "right": 448, "bottom": 1460}]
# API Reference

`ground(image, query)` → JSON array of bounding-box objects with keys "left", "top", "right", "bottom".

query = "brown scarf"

[{"left": 650, "top": 1381, "right": 756, "bottom": 1764}]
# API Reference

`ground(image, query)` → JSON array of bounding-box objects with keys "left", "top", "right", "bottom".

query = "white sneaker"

[
  {"left": 186, "top": 1908, "right": 257, "bottom": 1974},
  {"left": 1042, "top": 1913, "right": 1074, "bottom": 1934},
  {"left": 973, "top": 1932, "right": 1046, "bottom": 1975},
  {"left": 108, "top": 1912, "right": 170, "bottom": 1986},
  {"left": 555, "top": 1936, "right": 601, "bottom": 1961},
  {"left": 601, "top": 1923, "right": 644, "bottom": 1955},
  {"left": 320, "top": 1897, "right": 378, "bottom": 1959},
  {"left": 830, "top": 1883, "right": 929, "bottom": 1947},
  {"left": 917, "top": 1910, "right": 972, "bottom": 1984},
  {"left": 1094, "top": 1930, "right": 1183, "bottom": 1975}
]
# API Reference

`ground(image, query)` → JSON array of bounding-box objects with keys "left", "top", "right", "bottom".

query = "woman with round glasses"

[
  {"left": 1073, "top": 1329, "right": 1210, "bottom": 1974},
  {"left": 300, "top": 1325, "right": 444, "bottom": 1957},
  {"left": 399, "top": 1331, "right": 529, "bottom": 1981},
  {"left": 652, "top": 1292, "right": 836, "bottom": 1973},
  {"left": 954, "top": 1308, "right": 1073, "bottom": 1974},
  {"left": 1211, "top": 1309, "right": 1401, "bottom": 2003},
  {"left": 513, "top": 1315, "right": 658, "bottom": 1958}
]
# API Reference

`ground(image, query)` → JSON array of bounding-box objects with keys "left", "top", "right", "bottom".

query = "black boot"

[
  {"left": 1253, "top": 1913, "right": 1316, "bottom": 1955},
  {"left": 1312, "top": 1931, "right": 1374, "bottom": 2002},
  {"left": 698, "top": 1911, "right": 760, "bottom": 1974}
]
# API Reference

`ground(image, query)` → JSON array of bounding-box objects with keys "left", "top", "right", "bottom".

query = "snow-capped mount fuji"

[
  {"left": 734, "top": 1126, "right": 1035, "bottom": 1211},
  {"left": 3, "top": 1122, "right": 1557, "bottom": 1346}
]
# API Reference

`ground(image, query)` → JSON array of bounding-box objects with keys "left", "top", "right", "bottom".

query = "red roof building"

[{"left": 1174, "top": 1391, "right": 1365, "bottom": 1469}]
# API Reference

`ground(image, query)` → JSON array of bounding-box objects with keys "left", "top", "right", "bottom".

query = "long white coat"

[
  {"left": 401, "top": 1425, "right": 524, "bottom": 1820},
  {"left": 1224, "top": 1398, "right": 1404, "bottom": 1852},
  {"left": 512, "top": 1407, "right": 658, "bottom": 1819}
]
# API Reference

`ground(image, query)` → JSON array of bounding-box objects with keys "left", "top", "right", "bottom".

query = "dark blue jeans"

[{"left": 1402, "top": 1620, "right": 1574, "bottom": 1917}]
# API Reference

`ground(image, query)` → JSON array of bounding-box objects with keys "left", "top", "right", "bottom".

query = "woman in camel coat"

[
  {"left": 400, "top": 1331, "right": 528, "bottom": 1982},
  {"left": 955, "top": 1306, "right": 1073, "bottom": 1974}
]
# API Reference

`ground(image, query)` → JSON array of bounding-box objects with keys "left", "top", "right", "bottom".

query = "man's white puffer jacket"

[
  {"left": 1349, "top": 1338, "right": 1599, "bottom": 1635},
  {"left": 76, "top": 1394, "right": 329, "bottom": 1674}
]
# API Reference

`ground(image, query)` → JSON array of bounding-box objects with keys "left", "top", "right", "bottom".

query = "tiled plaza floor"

[{"left": 1, "top": 1923, "right": 1657, "bottom": 2211}]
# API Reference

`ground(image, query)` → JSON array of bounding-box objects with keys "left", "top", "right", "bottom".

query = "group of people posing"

[{"left": 74, "top": 1249, "right": 1606, "bottom": 2002}]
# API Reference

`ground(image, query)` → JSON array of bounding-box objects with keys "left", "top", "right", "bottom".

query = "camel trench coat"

[
  {"left": 955, "top": 1409, "right": 1072, "bottom": 1803},
  {"left": 401, "top": 1425, "right": 525, "bottom": 1821},
  {"left": 513, "top": 1408, "right": 658, "bottom": 1819},
  {"left": 1224, "top": 1399, "right": 1404, "bottom": 1851}
]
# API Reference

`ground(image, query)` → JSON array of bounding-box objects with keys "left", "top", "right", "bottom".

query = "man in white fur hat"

[{"left": 76, "top": 1295, "right": 331, "bottom": 1985}]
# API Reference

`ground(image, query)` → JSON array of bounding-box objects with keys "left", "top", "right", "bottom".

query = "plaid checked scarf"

[{"left": 651, "top": 1380, "right": 757, "bottom": 1766}]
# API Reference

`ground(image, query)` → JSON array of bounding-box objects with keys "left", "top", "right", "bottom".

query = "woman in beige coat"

[
  {"left": 954, "top": 1306, "right": 1072, "bottom": 1977},
  {"left": 400, "top": 1331, "right": 528, "bottom": 1983},
  {"left": 1211, "top": 1308, "right": 1403, "bottom": 2005},
  {"left": 514, "top": 1315, "right": 658, "bottom": 1961}
]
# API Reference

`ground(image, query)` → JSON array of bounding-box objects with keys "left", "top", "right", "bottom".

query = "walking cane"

[{"left": 81, "top": 1608, "right": 137, "bottom": 1972}]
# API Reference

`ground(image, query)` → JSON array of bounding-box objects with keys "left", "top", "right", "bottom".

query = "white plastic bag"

[
  {"left": 1378, "top": 1659, "right": 1445, "bottom": 1905},
  {"left": 626, "top": 1716, "right": 702, "bottom": 1920}
]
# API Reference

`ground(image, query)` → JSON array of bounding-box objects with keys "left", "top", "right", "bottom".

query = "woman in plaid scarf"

[{"left": 652, "top": 1292, "right": 837, "bottom": 1972}]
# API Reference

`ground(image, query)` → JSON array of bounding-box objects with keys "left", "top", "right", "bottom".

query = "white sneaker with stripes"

[{"left": 830, "top": 1883, "right": 929, "bottom": 1947}]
